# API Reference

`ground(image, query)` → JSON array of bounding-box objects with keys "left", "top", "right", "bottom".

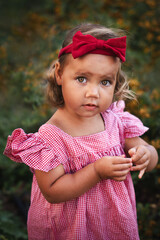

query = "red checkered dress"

[{"left": 4, "top": 101, "right": 148, "bottom": 240}]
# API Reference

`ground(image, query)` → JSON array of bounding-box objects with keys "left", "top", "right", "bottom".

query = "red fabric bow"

[{"left": 58, "top": 31, "right": 127, "bottom": 62}]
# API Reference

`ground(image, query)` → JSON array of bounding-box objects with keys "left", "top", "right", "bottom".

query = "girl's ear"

[{"left": 55, "top": 62, "right": 63, "bottom": 85}]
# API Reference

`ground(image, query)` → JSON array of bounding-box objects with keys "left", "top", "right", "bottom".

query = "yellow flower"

[
  {"left": 128, "top": 9, "right": 135, "bottom": 15},
  {"left": 129, "top": 79, "right": 140, "bottom": 88},
  {"left": 157, "top": 36, "right": 160, "bottom": 41},
  {"left": 56, "top": 49, "right": 60, "bottom": 55},
  {"left": 117, "top": 18, "right": 123, "bottom": 26},
  {"left": 39, "top": 103, "right": 50, "bottom": 117},
  {"left": 0, "top": 46, "right": 7, "bottom": 59},
  {"left": 147, "top": 32, "right": 154, "bottom": 41},
  {"left": 156, "top": 164, "right": 160, "bottom": 169},
  {"left": 144, "top": 21, "right": 151, "bottom": 28},
  {"left": 23, "top": 86, "right": 30, "bottom": 92},
  {"left": 151, "top": 139, "right": 160, "bottom": 149},
  {"left": 136, "top": 90, "right": 144, "bottom": 96},
  {"left": 139, "top": 107, "right": 150, "bottom": 118},
  {"left": 144, "top": 47, "right": 150, "bottom": 53},
  {"left": 146, "top": 0, "right": 156, "bottom": 8},
  {"left": 158, "top": 177, "right": 160, "bottom": 184},
  {"left": 150, "top": 89, "right": 159, "bottom": 100}
]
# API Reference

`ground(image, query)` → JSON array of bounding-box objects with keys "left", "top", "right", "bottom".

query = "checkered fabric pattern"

[{"left": 4, "top": 101, "right": 148, "bottom": 240}]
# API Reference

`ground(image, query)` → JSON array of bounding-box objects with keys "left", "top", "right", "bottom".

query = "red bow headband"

[{"left": 58, "top": 31, "right": 127, "bottom": 62}]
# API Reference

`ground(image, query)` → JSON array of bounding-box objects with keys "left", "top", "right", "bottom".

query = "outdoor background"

[{"left": 0, "top": 0, "right": 160, "bottom": 239}]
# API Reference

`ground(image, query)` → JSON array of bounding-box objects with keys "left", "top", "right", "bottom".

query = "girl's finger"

[
  {"left": 131, "top": 147, "right": 147, "bottom": 163},
  {"left": 130, "top": 159, "right": 149, "bottom": 172},
  {"left": 138, "top": 169, "right": 146, "bottom": 179},
  {"left": 113, "top": 175, "right": 128, "bottom": 181},
  {"left": 132, "top": 153, "right": 148, "bottom": 165},
  {"left": 128, "top": 147, "right": 136, "bottom": 157},
  {"left": 113, "top": 168, "right": 131, "bottom": 177},
  {"left": 113, "top": 157, "right": 132, "bottom": 165},
  {"left": 114, "top": 162, "right": 132, "bottom": 171}
]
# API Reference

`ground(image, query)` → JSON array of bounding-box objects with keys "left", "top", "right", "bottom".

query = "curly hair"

[{"left": 46, "top": 23, "right": 135, "bottom": 107}]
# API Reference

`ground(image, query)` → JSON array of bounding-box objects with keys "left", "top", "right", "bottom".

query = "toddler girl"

[{"left": 4, "top": 23, "right": 158, "bottom": 240}]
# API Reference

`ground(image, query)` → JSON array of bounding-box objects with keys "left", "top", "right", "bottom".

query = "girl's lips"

[{"left": 83, "top": 104, "right": 97, "bottom": 111}]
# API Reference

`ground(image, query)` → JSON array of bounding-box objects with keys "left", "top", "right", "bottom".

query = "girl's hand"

[
  {"left": 94, "top": 155, "right": 132, "bottom": 181},
  {"left": 128, "top": 145, "right": 151, "bottom": 179}
]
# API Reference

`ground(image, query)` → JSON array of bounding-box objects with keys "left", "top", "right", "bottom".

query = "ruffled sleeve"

[
  {"left": 3, "top": 128, "right": 67, "bottom": 173},
  {"left": 109, "top": 100, "right": 149, "bottom": 139}
]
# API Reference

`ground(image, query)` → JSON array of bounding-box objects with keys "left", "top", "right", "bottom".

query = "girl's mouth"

[{"left": 83, "top": 103, "right": 97, "bottom": 111}]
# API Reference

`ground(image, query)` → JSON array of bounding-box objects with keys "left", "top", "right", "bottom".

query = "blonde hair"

[{"left": 46, "top": 23, "right": 135, "bottom": 107}]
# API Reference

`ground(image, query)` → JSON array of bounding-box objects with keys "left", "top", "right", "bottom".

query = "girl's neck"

[{"left": 47, "top": 108, "right": 105, "bottom": 137}]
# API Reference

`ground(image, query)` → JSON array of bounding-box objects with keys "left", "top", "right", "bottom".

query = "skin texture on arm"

[
  {"left": 35, "top": 163, "right": 100, "bottom": 203},
  {"left": 35, "top": 156, "right": 132, "bottom": 203},
  {"left": 125, "top": 137, "right": 158, "bottom": 178}
]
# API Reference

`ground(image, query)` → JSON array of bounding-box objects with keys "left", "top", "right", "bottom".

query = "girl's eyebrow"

[
  {"left": 74, "top": 71, "right": 116, "bottom": 80},
  {"left": 74, "top": 71, "right": 91, "bottom": 77}
]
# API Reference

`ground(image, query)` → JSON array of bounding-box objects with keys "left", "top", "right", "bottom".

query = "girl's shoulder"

[
  {"left": 104, "top": 100, "right": 127, "bottom": 117},
  {"left": 39, "top": 123, "right": 61, "bottom": 138},
  {"left": 3, "top": 125, "right": 68, "bottom": 172},
  {"left": 102, "top": 100, "right": 128, "bottom": 123},
  {"left": 102, "top": 100, "right": 149, "bottom": 139}
]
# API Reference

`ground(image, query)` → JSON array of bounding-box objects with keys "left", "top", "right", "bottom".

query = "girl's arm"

[
  {"left": 35, "top": 163, "right": 100, "bottom": 203},
  {"left": 125, "top": 137, "right": 158, "bottom": 178},
  {"left": 35, "top": 156, "right": 132, "bottom": 203}
]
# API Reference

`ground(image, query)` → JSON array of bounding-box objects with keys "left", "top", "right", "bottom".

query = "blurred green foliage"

[
  {"left": 0, "top": 0, "right": 160, "bottom": 239},
  {"left": 0, "top": 200, "right": 27, "bottom": 240}
]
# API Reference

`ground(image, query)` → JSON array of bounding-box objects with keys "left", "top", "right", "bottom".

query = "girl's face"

[{"left": 55, "top": 54, "right": 120, "bottom": 119}]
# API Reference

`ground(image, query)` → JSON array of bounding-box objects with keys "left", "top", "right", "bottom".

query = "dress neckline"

[{"left": 44, "top": 112, "right": 107, "bottom": 139}]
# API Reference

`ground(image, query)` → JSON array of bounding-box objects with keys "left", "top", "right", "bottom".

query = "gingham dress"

[{"left": 4, "top": 101, "right": 148, "bottom": 240}]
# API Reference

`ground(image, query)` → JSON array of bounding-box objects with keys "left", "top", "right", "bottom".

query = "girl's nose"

[{"left": 85, "top": 84, "right": 99, "bottom": 98}]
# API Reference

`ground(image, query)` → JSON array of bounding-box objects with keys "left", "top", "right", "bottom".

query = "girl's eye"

[
  {"left": 77, "top": 77, "right": 87, "bottom": 83},
  {"left": 101, "top": 80, "right": 111, "bottom": 86}
]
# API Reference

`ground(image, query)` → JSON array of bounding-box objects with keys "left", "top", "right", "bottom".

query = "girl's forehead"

[
  {"left": 63, "top": 54, "right": 120, "bottom": 75},
  {"left": 65, "top": 53, "right": 120, "bottom": 64}
]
